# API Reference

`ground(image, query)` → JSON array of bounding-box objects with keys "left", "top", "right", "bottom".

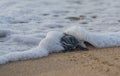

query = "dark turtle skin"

[{"left": 60, "top": 33, "right": 88, "bottom": 52}]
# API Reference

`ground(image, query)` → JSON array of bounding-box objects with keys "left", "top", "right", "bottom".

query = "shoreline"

[{"left": 0, "top": 46, "right": 120, "bottom": 76}]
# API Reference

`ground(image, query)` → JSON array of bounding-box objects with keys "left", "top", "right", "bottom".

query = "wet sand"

[{"left": 0, "top": 46, "right": 120, "bottom": 76}]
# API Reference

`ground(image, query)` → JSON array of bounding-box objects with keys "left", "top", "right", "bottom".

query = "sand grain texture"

[{"left": 0, "top": 46, "right": 120, "bottom": 76}]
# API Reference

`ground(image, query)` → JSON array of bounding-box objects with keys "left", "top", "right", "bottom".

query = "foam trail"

[
  {"left": 66, "top": 26, "right": 120, "bottom": 48},
  {"left": 0, "top": 31, "right": 64, "bottom": 64},
  {"left": 1, "top": 26, "right": 120, "bottom": 64},
  {"left": 0, "top": 46, "right": 48, "bottom": 64},
  {"left": 39, "top": 31, "right": 64, "bottom": 53}
]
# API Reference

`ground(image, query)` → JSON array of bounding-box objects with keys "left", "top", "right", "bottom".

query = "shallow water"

[{"left": 0, "top": 0, "right": 120, "bottom": 56}]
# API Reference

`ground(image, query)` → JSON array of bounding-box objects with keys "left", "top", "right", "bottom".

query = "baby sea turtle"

[{"left": 60, "top": 33, "right": 88, "bottom": 52}]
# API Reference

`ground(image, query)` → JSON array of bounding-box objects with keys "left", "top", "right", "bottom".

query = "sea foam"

[
  {"left": 0, "top": 26, "right": 120, "bottom": 64},
  {"left": 0, "top": 30, "right": 64, "bottom": 64},
  {"left": 66, "top": 26, "right": 120, "bottom": 48}
]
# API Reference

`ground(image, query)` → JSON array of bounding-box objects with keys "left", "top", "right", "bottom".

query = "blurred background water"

[{"left": 0, "top": 0, "right": 120, "bottom": 56}]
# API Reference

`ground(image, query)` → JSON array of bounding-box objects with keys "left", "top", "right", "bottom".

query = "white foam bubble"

[
  {"left": 1, "top": 26, "right": 120, "bottom": 64},
  {"left": 66, "top": 26, "right": 120, "bottom": 48},
  {"left": 0, "top": 46, "right": 48, "bottom": 64},
  {"left": 0, "top": 31, "right": 65, "bottom": 64}
]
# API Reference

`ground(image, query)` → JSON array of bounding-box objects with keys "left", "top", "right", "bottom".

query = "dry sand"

[{"left": 0, "top": 45, "right": 120, "bottom": 76}]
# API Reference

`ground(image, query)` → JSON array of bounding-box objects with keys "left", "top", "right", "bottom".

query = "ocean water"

[{"left": 0, "top": 0, "right": 120, "bottom": 64}]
